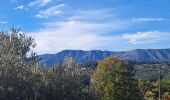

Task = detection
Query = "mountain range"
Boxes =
[39,49,170,66]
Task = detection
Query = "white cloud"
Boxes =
[28,0,52,7]
[68,9,116,21]
[31,10,163,54]
[32,20,118,54]
[0,21,8,24]
[132,18,167,22]
[14,5,24,10]
[35,4,65,18]
[123,31,170,44]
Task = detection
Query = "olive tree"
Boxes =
[0,28,40,100]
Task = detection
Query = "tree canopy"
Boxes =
[92,57,142,100]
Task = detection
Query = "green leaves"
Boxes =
[92,57,142,100]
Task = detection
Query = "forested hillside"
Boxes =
[39,49,170,66]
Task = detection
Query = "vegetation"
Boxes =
[134,63,170,81]
[137,80,170,100]
[0,28,98,100]
[0,28,170,100]
[92,57,142,100]
[164,72,170,83]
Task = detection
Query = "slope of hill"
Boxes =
[39,49,170,66]
[39,50,116,66]
[119,49,170,62]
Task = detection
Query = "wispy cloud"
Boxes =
[123,31,170,44]
[0,21,8,24]
[28,0,52,7]
[35,4,65,18]
[33,20,118,54]
[14,5,24,10]
[31,9,143,54]
[68,9,117,22]
[31,8,170,54]
[132,18,167,22]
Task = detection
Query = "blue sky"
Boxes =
[0,0,170,54]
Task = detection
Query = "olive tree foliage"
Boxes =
[92,57,143,100]
[0,28,38,78]
[0,28,99,100]
[0,28,41,100]
[44,55,99,100]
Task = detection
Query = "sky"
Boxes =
[0,0,170,54]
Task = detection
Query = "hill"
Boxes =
[39,49,170,66]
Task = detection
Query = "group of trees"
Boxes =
[134,63,170,82]
[0,28,99,100]
[0,28,170,100]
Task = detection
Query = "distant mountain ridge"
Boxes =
[39,49,170,66]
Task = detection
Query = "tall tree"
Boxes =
[92,57,143,100]
[0,28,39,100]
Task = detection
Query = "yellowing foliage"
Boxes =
[92,57,142,100]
